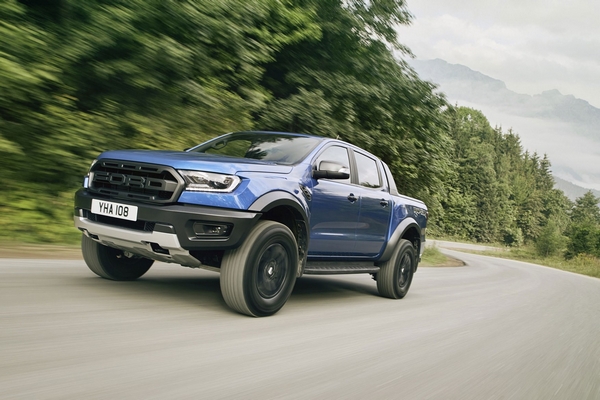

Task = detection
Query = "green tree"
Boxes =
[440,107,511,242]
[570,191,600,225]
[257,0,452,220]
[437,107,570,246]
[0,0,574,247]
[535,219,565,257]
[565,192,600,259]
[565,224,600,259]
[0,0,319,242]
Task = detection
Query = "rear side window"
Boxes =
[382,161,399,195]
[354,151,381,188]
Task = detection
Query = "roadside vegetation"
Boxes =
[1,0,599,274]
[471,246,600,279]
[420,246,456,267]
[421,246,448,266]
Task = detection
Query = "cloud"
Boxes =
[399,0,600,107]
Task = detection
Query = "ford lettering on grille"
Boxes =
[88,160,182,203]
[94,171,168,190]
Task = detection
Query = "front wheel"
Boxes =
[220,220,298,317]
[81,235,153,281]
[376,239,416,299]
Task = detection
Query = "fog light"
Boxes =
[193,222,231,237]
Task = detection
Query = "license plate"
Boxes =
[91,199,138,221]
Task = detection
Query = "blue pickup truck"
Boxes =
[74,131,428,316]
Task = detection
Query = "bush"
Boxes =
[565,223,600,259]
[503,227,523,247]
[569,254,600,278]
[535,220,565,257]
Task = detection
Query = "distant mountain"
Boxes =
[553,176,600,202]
[410,59,600,136]
[409,58,600,191]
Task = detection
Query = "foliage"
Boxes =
[565,223,600,259]
[420,245,448,266]
[563,192,600,259]
[0,0,319,242]
[435,107,571,251]
[0,0,591,260]
[474,246,600,279]
[435,107,574,247]
[535,219,565,257]
[257,0,451,217]
[570,191,600,225]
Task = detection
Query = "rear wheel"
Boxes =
[376,239,415,299]
[220,220,298,317]
[81,235,153,281]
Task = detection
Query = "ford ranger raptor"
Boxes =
[74,131,428,316]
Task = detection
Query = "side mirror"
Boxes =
[313,161,350,180]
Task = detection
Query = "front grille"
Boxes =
[83,210,155,232]
[89,160,183,204]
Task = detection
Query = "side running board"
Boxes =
[304,261,380,275]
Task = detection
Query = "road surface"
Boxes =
[1,250,599,399]
[428,239,506,252]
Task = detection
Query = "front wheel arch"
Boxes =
[220,220,298,317]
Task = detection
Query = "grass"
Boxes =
[469,245,600,279]
[421,246,448,265]
[0,242,82,259]
[426,236,600,278]
[420,245,464,267]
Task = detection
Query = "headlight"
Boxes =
[178,170,241,192]
[83,159,98,188]
[88,159,98,172]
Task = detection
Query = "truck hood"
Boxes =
[98,150,293,175]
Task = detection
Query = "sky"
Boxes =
[396,0,600,108]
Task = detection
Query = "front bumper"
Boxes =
[74,189,261,266]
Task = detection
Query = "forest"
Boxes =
[1,0,599,261]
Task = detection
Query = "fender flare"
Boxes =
[249,191,308,224]
[249,191,310,276]
[378,217,421,264]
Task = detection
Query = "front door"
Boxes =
[308,145,360,257]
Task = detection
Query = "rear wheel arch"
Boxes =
[379,217,421,266]
[376,239,416,299]
[401,226,422,268]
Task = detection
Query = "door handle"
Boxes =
[380,199,389,207]
[347,194,358,203]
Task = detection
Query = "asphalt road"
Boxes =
[1,251,599,399]
[427,239,506,252]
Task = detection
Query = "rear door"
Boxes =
[351,150,392,256]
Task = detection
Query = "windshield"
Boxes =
[190,133,323,165]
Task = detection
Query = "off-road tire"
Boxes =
[376,239,415,299]
[220,220,298,317]
[81,235,153,281]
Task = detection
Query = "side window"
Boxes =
[314,146,351,184]
[354,151,381,188]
